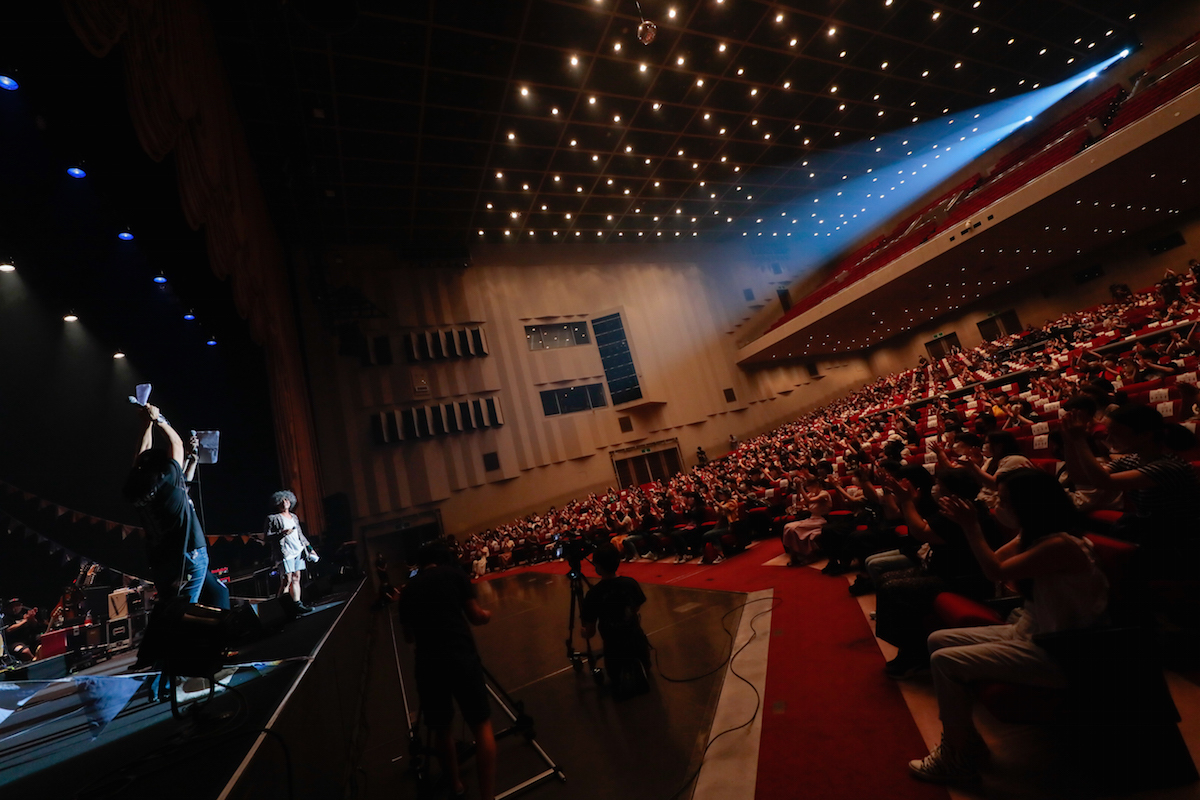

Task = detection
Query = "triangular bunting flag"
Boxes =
[121,526,134,540]
[72,675,150,739]
[70,511,83,523]
[53,506,67,518]
[222,535,234,542]
[38,499,50,510]
[0,682,54,731]
[104,520,117,532]
[206,536,218,546]
[21,491,33,501]
[241,535,251,545]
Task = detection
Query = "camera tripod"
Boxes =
[407,662,566,799]
[564,562,604,683]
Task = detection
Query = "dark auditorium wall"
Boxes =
[295,242,876,536]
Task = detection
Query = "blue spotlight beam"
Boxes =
[750,51,1131,284]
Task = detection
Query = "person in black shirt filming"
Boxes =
[581,543,651,697]
[399,541,496,800]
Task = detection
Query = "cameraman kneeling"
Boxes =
[581,544,651,698]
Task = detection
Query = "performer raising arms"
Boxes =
[123,403,229,611]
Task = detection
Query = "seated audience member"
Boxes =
[702,486,741,562]
[1046,431,1122,513]
[908,469,1108,784]
[944,431,1033,522]
[781,470,832,566]
[1061,403,1200,578]
[2,598,45,663]
[669,491,708,562]
[581,543,651,697]
[874,467,1000,679]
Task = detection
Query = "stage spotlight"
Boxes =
[205,336,218,346]
[113,350,125,359]
[153,272,167,284]
[118,229,135,241]
[67,166,87,178]
[0,75,17,91]
[64,312,78,322]
[0,260,14,273]
[183,310,196,321]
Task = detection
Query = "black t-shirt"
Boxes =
[5,615,45,648]
[399,565,479,660]
[581,576,646,637]
[138,459,206,564]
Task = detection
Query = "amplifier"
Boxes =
[107,588,144,619]
[107,617,131,648]
[37,625,87,659]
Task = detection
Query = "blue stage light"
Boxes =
[0,75,17,91]
[206,337,218,346]
[183,311,196,321]
[67,166,86,178]
[153,274,167,284]
[118,231,134,241]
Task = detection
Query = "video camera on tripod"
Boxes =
[556,533,594,580]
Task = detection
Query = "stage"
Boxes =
[0,594,353,799]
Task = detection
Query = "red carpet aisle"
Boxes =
[483,542,944,800]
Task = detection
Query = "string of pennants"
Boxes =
[0,478,266,582]
[0,477,142,541]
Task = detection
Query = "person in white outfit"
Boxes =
[265,490,316,614]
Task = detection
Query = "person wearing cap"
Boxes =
[2,598,44,662]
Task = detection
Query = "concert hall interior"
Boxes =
[3,1,1200,798]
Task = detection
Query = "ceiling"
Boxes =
[210,0,1157,252]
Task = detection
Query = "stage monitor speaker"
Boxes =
[250,598,289,633]
[84,587,112,622]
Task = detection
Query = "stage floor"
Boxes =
[0,597,348,798]
[372,570,749,800]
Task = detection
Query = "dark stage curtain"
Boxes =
[62,0,325,533]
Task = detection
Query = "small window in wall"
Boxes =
[540,383,607,416]
[526,322,591,351]
[924,332,962,360]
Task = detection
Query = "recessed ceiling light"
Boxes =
[520,87,528,96]
[828,26,836,36]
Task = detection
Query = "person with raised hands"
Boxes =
[908,469,1108,784]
